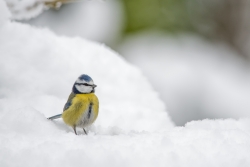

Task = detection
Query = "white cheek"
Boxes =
[75,85,92,93]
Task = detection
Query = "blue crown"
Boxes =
[78,74,93,82]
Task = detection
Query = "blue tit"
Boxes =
[48,74,99,135]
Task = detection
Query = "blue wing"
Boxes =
[63,92,75,112]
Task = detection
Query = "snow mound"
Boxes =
[0,117,249,167]
[0,10,175,165]
[118,31,250,125]
[0,7,173,134]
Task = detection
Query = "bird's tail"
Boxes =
[47,114,62,120]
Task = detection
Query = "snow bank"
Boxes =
[0,113,249,166]
[118,31,250,125]
[0,1,173,133]
[0,5,175,165]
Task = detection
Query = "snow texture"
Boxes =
[0,3,250,166]
[0,108,250,167]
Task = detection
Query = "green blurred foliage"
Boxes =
[123,0,194,33]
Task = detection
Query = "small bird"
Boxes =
[48,74,99,135]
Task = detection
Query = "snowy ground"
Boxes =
[1,1,250,166]
[1,109,250,167]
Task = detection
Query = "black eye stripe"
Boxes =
[75,83,91,86]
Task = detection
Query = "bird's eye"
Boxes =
[76,83,90,86]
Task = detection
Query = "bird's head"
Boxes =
[72,74,97,94]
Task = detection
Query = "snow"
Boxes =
[118,31,250,125]
[4,0,45,20]
[0,21,173,132]
[1,108,250,166]
[1,2,250,166]
[0,0,10,26]
[23,0,124,45]
[0,0,173,132]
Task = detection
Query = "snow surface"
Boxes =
[118,31,250,125]
[1,108,250,167]
[1,2,250,166]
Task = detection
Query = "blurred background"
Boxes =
[5,0,250,126]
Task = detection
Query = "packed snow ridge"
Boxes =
[0,1,249,166]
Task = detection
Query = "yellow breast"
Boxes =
[62,93,99,127]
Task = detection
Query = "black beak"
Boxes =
[92,84,97,88]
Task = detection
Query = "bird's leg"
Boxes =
[73,125,77,135]
[83,128,87,135]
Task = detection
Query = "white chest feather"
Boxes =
[76,104,96,128]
